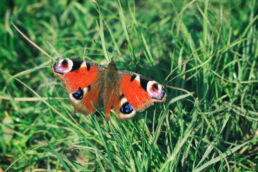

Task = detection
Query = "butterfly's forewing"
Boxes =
[52,58,105,115]
[113,71,166,121]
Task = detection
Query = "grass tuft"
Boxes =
[0,0,257,171]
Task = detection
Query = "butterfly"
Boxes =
[52,58,166,121]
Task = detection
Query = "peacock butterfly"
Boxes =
[52,59,166,121]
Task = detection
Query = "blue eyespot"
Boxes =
[72,87,83,100]
[159,90,165,100]
[151,89,166,100]
[54,63,64,74]
[120,103,134,114]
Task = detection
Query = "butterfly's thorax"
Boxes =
[105,69,118,85]
[104,61,120,87]
[103,61,122,116]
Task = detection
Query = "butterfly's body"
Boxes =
[52,59,166,121]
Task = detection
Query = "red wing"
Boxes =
[52,58,104,93]
[119,72,166,112]
[52,58,104,115]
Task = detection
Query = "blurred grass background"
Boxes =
[0,0,257,171]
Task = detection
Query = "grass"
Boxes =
[0,0,257,171]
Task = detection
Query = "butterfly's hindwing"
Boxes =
[52,58,105,115]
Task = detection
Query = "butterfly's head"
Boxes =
[107,60,117,71]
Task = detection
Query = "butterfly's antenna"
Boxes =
[11,22,51,59]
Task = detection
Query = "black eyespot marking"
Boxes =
[130,74,136,82]
[120,102,134,114]
[88,85,91,92]
[140,78,148,91]
[152,83,158,91]
[86,62,91,71]
[61,59,68,66]
[72,87,83,100]
[71,59,83,72]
